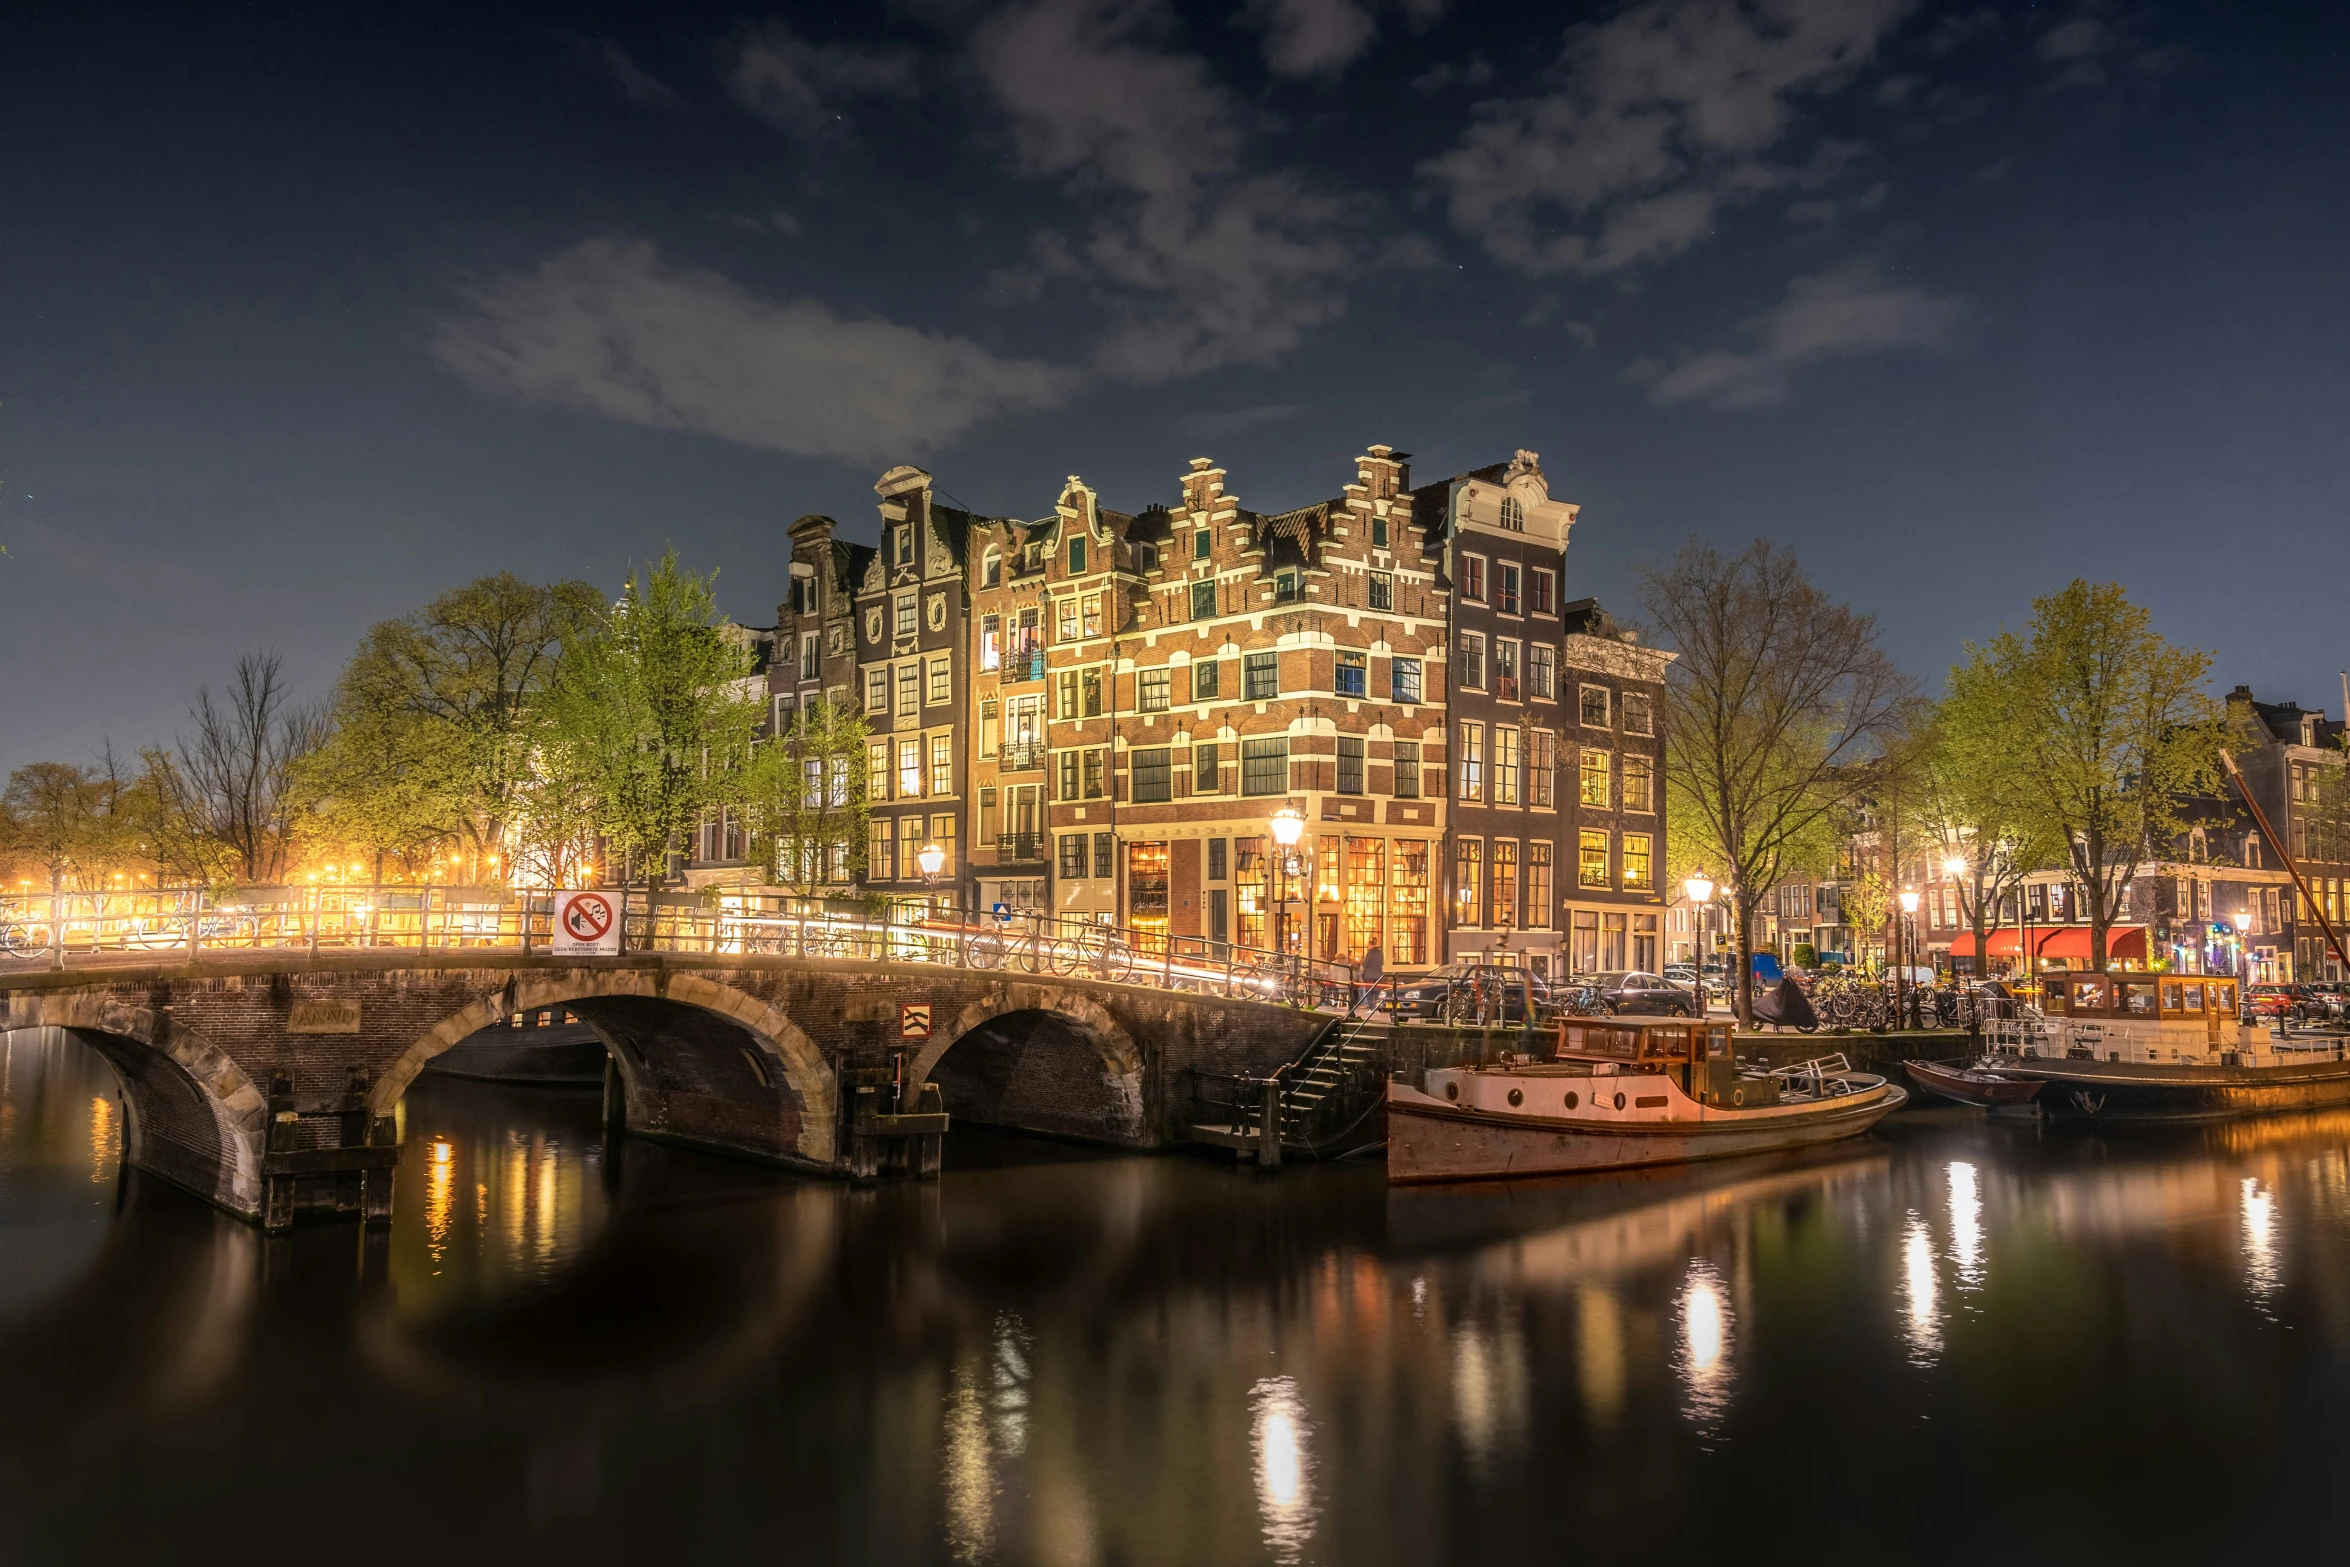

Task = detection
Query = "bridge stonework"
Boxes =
[0,953,1324,1224]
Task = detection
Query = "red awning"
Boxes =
[1948,926,2147,962]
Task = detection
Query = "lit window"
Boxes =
[980,615,1000,671]
[1622,833,1653,888]
[1335,651,1366,698]
[1493,726,1519,805]
[1580,748,1610,809]
[1527,843,1553,926]
[930,734,952,796]
[898,738,923,798]
[1459,722,1484,801]
[1579,829,1610,888]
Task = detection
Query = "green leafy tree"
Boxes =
[299,572,599,883]
[1952,580,2225,975]
[743,696,870,901]
[1915,705,2063,979]
[542,552,765,890]
[1642,540,1917,1025]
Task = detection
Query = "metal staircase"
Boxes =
[1190,1006,1393,1164]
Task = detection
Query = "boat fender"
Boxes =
[1507,1088,1523,1107]
[1564,1091,1579,1109]
[1613,1092,1626,1110]
[1444,1082,1459,1102]
[1731,1088,1744,1107]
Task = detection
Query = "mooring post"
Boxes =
[1258,1078,1282,1169]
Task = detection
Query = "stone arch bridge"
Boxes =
[0,953,1326,1227]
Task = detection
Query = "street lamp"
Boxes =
[1683,872,1716,1009]
[1898,887,1922,1030]
[2233,907,2254,996]
[1270,808,1305,961]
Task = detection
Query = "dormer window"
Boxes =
[1135,543,1159,573]
[895,524,913,564]
[1275,570,1300,603]
[983,547,1001,588]
[1499,496,1525,531]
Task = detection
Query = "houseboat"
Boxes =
[1984,971,2350,1122]
[1385,1017,1905,1183]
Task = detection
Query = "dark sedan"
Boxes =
[1568,971,1701,1017]
[1391,964,1551,1022]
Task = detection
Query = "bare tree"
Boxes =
[145,651,326,884]
[1642,540,1917,1026]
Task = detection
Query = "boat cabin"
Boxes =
[2040,973,2240,1041]
[1555,1018,1745,1105]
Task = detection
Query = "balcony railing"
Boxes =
[994,834,1045,865]
[999,740,1047,771]
[1003,646,1046,683]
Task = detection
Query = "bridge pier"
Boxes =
[259,1069,399,1231]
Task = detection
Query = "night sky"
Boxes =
[4,1,2346,774]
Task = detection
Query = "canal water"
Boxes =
[5,1027,2350,1565]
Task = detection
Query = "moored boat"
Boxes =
[1904,1057,2044,1109]
[1386,1017,1906,1184]
[1982,970,2350,1123]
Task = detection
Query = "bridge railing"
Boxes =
[0,886,1384,1010]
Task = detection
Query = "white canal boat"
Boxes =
[1386,1018,1906,1184]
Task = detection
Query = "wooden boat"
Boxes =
[1385,1017,1906,1184]
[1982,971,2350,1123]
[1904,1058,2044,1109]
[426,1007,606,1086]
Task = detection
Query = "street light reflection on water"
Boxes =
[16,1045,2350,1561]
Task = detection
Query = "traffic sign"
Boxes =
[899,1002,933,1040]
[551,891,622,956]
[992,902,1011,923]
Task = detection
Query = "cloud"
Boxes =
[1420,0,1915,276]
[725,22,918,131]
[433,239,1079,464]
[571,36,681,106]
[2033,6,2180,91]
[1245,0,1377,77]
[1241,0,1446,78]
[1637,261,1970,407]
[972,0,1361,378]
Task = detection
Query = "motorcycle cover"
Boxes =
[1751,976,1818,1031]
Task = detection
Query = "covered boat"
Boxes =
[1983,971,2350,1122]
[1904,1057,2044,1109]
[1385,1017,1905,1184]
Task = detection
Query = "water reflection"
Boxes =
[1948,1159,1985,1288]
[1676,1260,1732,1430]
[1901,1212,1941,1364]
[15,1051,2350,1561]
[2242,1176,2280,1306]
[1250,1375,1316,1564]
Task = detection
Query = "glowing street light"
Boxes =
[1682,870,1715,906]
[1269,808,1304,849]
[1268,808,1305,961]
[1943,855,1967,879]
[917,841,945,879]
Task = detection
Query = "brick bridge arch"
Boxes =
[911,983,1148,1145]
[0,992,269,1215]
[377,969,838,1166]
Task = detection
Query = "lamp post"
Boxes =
[1269,808,1304,968]
[2233,907,2254,1020]
[1898,888,1922,1030]
[1684,871,1715,1012]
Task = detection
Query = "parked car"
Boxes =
[1571,971,1701,1017]
[1391,964,1552,1022]
[2249,983,2329,1024]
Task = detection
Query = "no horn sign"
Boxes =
[552,891,621,956]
